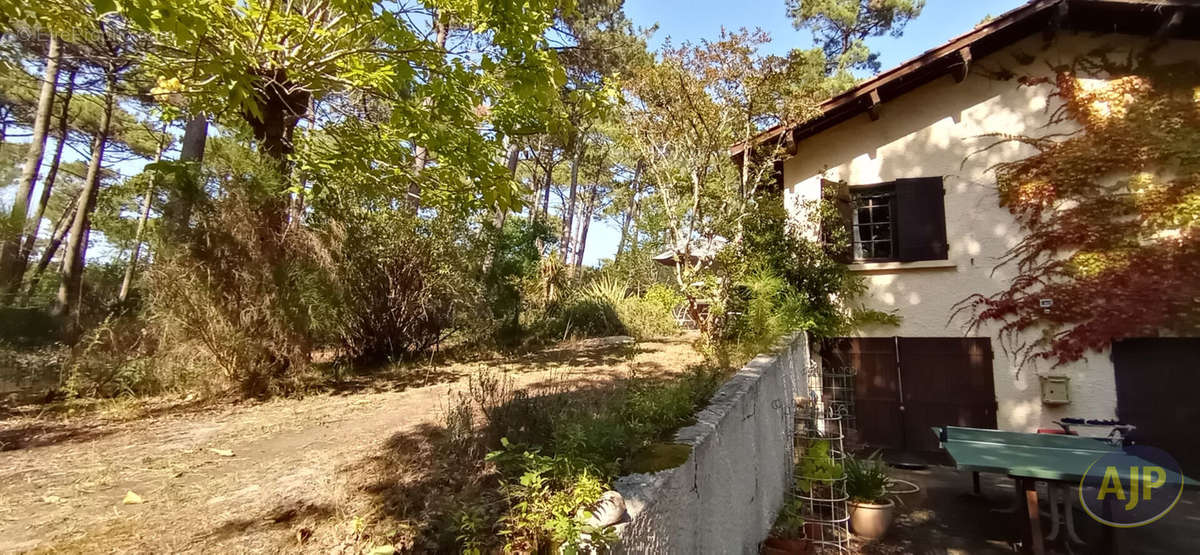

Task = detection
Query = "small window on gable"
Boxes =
[843,177,948,263]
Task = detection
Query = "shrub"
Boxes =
[619,284,682,339]
[64,313,158,397]
[0,307,61,346]
[724,267,815,357]
[623,365,724,448]
[146,192,320,397]
[530,278,681,342]
[322,211,492,362]
[484,217,557,346]
[444,362,728,552]
[486,440,612,552]
[725,193,898,343]
[0,341,68,402]
[592,245,677,296]
[845,450,891,504]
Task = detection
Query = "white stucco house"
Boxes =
[740,0,1200,465]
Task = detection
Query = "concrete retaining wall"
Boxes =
[613,333,807,554]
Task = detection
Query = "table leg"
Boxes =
[1022,478,1045,555]
[1047,485,1061,542]
[1102,496,1120,554]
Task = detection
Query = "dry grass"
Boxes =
[0,334,701,553]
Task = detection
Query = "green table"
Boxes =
[933,426,1197,555]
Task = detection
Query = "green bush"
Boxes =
[592,245,677,296]
[723,267,815,358]
[64,313,158,397]
[485,440,613,552]
[444,362,729,552]
[485,217,558,347]
[0,307,61,346]
[724,193,898,343]
[322,211,492,362]
[619,283,682,339]
[771,495,806,539]
[145,184,325,397]
[529,278,680,342]
[845,450,891,503]
[623,365,723,448]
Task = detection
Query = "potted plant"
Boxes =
[794,438,843,496]
[845,451,894,540]
[764,496,811,554]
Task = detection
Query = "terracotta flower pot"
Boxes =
[763,536,812,554]
[848,498,895,540]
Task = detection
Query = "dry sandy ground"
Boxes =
[0,335,701,553]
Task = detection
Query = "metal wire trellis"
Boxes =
[793,399,851,554]
[821,365,857,432]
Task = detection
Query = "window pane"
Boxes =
[857,206,872,225]
[851,189,895,260]
[874,202,890,222]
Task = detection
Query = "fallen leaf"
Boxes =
[122,491,144,504]
[42,495,64,504]
[208,448,235,457]
[368,546,395,555]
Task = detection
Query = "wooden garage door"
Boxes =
[820,338,904,450]
[898,338,998,454]
[821,337,997,455]
[1113,338,1200,474]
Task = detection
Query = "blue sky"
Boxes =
[580,0,1028,266]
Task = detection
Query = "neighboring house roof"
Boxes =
[730,0,1200,159]
[653,236,728,268]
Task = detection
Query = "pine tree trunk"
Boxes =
[161,113,209,242]
[542,165,549,217]
[10,69,76,303]
[118,130,166,304]
[0,35,62,303]
[180,114,209,161]
[533,156,555,254]
[23,194,76,305]
[615,160,643,257]
[616,205,631,258]
[526,146,544,220]
[117,182,154,304]
[408,12,449,213]
[539,156,555,221]
[573,183,598,270]
[494,139,520,230]
[54,75,114,337]
[560,141,583,264]
[0,105,11,143]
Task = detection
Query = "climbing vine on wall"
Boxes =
[957,49,1200,368]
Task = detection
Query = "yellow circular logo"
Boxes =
[1078,445,1184,528]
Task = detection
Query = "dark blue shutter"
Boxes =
[895,177,948,262]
